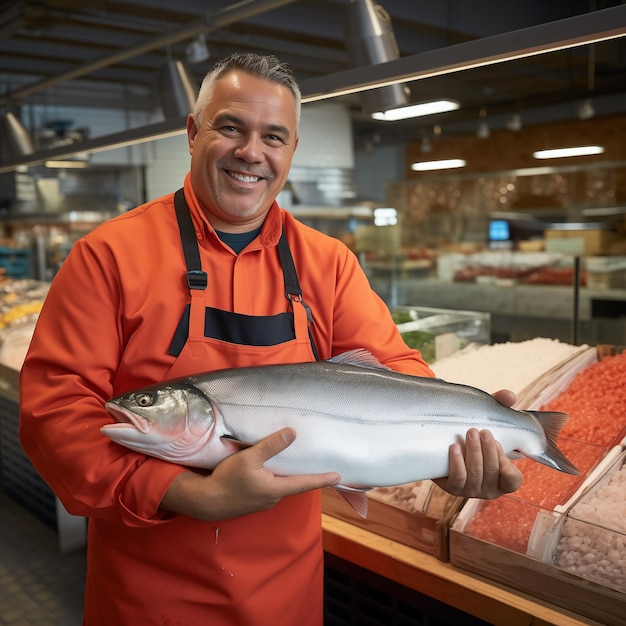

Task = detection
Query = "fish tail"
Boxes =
[522,410,580,475]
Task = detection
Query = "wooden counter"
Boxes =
[322,514,605,626]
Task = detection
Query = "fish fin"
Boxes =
[522,410,580,475]
[220,435,254,452]
[333,485,370,518]
[328,349,391,371]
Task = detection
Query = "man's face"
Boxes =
[187,70,299,232]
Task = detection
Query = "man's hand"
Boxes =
[433,389,524,499]
[160,428,341,521]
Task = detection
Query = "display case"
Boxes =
[532,447,626,594]
[449,349,626,625]
[391,305,490,363]
[450,445,626,626]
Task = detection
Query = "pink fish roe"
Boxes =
[541,352,626,446]
[462,352,626,554]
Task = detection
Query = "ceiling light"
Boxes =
[578,98,595,120]
[345,0,409,116]
[506,113,522,131]
[0,112,34,161]
[158,60,198,119]
[476,120,490,139]
[186,34,210,64]
[411,158,466,171]
[44,160,89,168]
[302,7,626,104]
[533,146,605,159]
[371,99,459,121]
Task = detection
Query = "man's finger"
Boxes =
[250,428,296,464]
[492,389,516,407]
[276,472,342,495]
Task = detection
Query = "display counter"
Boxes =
[371,277,626,345]
[0,362,86,553]
[322,514,605,626]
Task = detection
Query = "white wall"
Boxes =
[143,133,190,201]
[293,102,354,169]
[354,143,406,203]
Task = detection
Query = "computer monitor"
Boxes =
[488,219,511,242]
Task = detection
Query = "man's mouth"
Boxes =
[227,170,262,183]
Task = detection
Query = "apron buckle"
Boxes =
[187,269,208,290]
[287,293,315,326]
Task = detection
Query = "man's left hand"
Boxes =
[433,389,523,499]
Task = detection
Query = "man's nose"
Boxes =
[234,133,264,162]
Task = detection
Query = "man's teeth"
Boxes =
[229,171,260,183]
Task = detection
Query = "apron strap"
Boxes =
[278,228,320,361]
[174,188,208,290]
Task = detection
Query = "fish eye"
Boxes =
[135,393,154,407]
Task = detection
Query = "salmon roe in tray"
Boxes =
[463,497,540,554]
[540,352,626,446]
[462,352,626,554]
[464,439,605,553]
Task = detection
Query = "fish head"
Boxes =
[102,382,222,466]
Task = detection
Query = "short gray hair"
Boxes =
[193,52,301,129]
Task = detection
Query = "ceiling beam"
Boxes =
[299,5,626,102]
[0,0,299,106]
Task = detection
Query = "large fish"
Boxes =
[102,349,579,517]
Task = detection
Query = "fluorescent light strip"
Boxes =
[300,7,626,104]
[372,99,459,121]
[533,146,605,159]
[411,159,467,171]
[45,160,89,168]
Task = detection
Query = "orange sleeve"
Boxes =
[19,235,186,527]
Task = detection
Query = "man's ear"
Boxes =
[186,114,198,152]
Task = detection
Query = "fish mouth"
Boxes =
[104,402,151,434]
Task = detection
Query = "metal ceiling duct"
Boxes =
[0,112,34,162]
[158,60,198,119]
[345,0,410,116]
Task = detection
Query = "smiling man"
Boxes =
[20,53,522,625]
[188,69,298,230]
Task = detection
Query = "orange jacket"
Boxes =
[20,173,433,624]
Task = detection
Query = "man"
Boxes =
[20,53,521,625]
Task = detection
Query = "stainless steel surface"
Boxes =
[158,59,198,119]
[0,112,34,161]
[345,0,409,115]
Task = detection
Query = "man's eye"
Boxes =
[266,134,285,144]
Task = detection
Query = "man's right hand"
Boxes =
[160,428,341,521]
